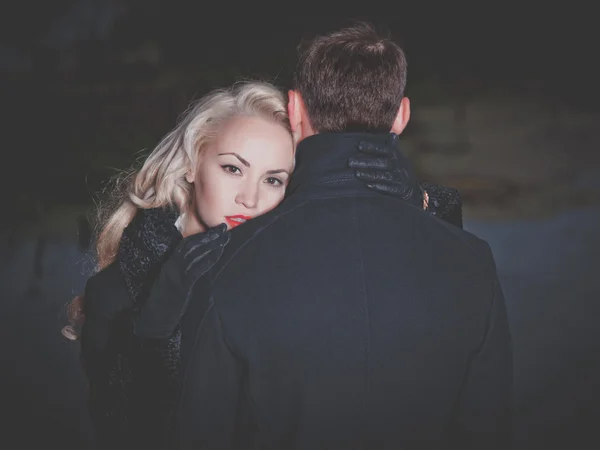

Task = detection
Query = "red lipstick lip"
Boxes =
[225,215,252,229]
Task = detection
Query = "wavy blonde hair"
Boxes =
[62,80,291,340]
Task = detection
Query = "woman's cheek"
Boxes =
[262,188,285,214]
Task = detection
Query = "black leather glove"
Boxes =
[133,223,231,340]
[348,133,422,207]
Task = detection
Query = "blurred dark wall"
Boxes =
[1,4,597,215]
[1,3,598,272]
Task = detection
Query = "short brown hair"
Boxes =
[293,22,407,133]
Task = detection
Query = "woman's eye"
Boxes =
[222,165,241,175]
[265,177,283,186]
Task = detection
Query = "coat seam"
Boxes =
[351,200,371,406]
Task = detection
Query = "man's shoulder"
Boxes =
[353,192,495,263]
[222,195,492,263]
[195,194,498,293]
[432,213,496,278]
[219,196,494,275]
[191,199,308,288]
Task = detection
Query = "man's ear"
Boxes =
[287,90,302,139]
[391,97,411,135]
[288,90,316,142]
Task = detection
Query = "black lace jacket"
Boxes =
[80,183,462,450]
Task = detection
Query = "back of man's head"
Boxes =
[293,22,407,134]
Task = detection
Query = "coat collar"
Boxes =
[286,132,421,207]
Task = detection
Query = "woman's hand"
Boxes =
[347,134,463,228]
[132,223,231,340]
[348,133,423,207]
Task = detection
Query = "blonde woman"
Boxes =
[66,80,297,448]
[67,80,462,449]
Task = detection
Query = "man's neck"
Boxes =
[293,122,316,146]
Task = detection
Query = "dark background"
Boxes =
[1,1,599,449]
[1,2,597,213]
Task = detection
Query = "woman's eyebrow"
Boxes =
[266,169,290,175]
[218,152,250,167]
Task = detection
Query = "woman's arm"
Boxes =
[421,182,463,228]
[78,208,229,449]
[79,207,182,448]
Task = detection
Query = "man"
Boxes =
[146,22,512,449]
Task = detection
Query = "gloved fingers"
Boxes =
[389,184,417,200]
[356,140,391,156]
[183,228,230,259]
[363,182,397,195]
[179,223,228,256]
[184,244,226,276]
[209,222,228,234]
[366,182,416,199]
[205,223,229,241]
[355,169,397,183]
[348,155,392,170]
[357,133,399,155]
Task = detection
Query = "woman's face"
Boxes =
[185,115,295,235]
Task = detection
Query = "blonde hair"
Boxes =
[62,80,291,339]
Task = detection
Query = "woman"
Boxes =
[66,80,296,449]
[65,80,462,449]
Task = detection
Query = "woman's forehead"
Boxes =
[211,116,294,166]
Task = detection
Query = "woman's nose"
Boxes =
[235,183,259,209]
